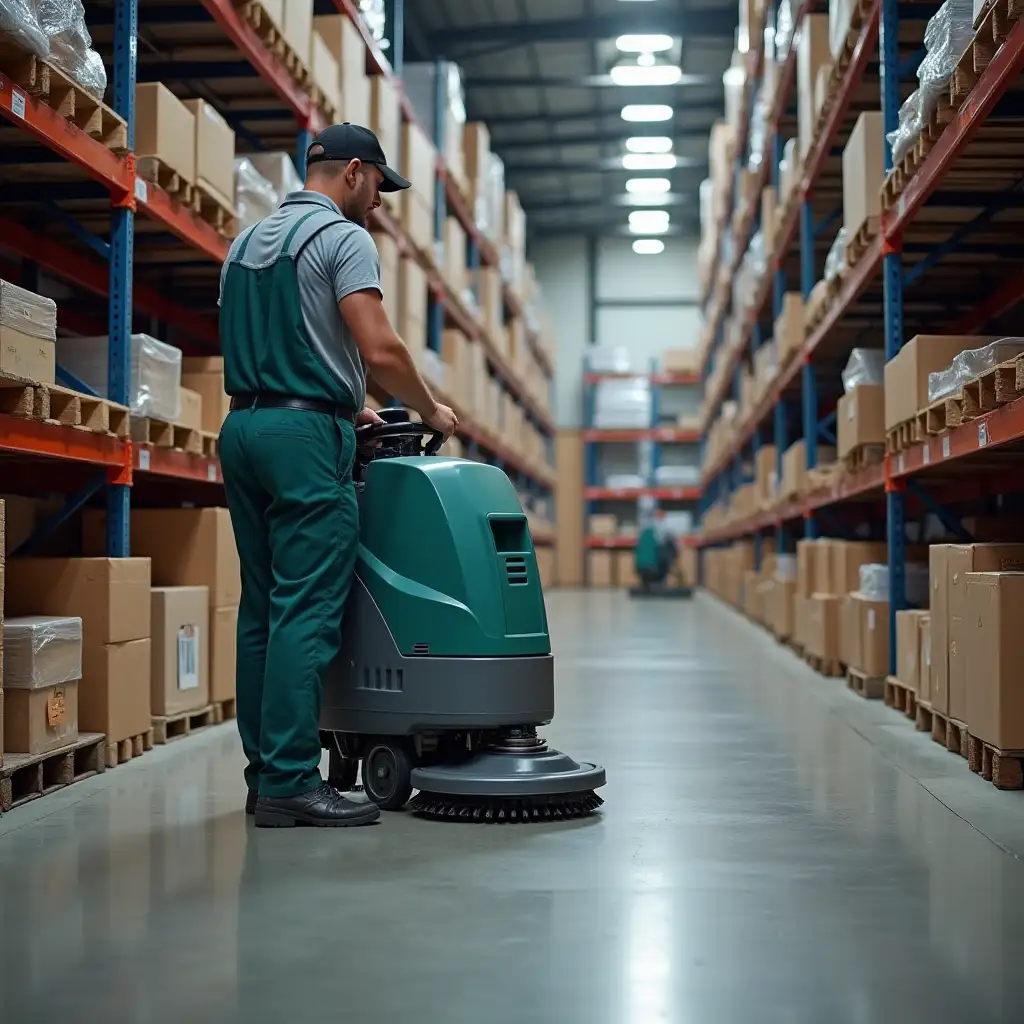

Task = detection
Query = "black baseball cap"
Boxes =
[306,123,411,192]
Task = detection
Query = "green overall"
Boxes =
[218,206,360,799]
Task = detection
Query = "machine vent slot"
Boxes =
[505,555,528,586]
[358,666,405,691]
[412,643,430,655]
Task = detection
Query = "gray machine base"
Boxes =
[412,749,605,797]
[320,576,555,737]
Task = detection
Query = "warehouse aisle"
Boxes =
[2,591,1024,1023]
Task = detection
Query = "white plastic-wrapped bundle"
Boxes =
[593,378,652,429]
[917,0,975,126]
[357,0,386,41]
[0,0,48,55]
[0,277,57,341]
[824,227,848,283]
[887,90,922,166]
[859,563,889,600]
[56,333,182,421]
[748,86,768,170]
[841,348,885,392]
[775,0,796,58]
[927,337,1024,401]
[35,0,107,100]
[234,157,279,229]
[776,554,797,582]
[3,616,83,688]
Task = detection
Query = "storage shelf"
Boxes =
[586,487,701,501]
[582,428,701,443]
[0,414,127,468]
[585,535,638,549]
[583,371,700,385]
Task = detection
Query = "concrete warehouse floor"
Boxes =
[2,591,1024,1022]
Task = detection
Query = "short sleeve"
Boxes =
[314,224,382,304]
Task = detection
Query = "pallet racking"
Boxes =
[0,0,555,558]
[696,0,1024,670]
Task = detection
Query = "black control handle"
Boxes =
[355,420,445,455]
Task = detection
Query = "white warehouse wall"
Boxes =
[531,235,703,429]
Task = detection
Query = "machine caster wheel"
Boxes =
[362,742,414,810]
[328,745,359,792]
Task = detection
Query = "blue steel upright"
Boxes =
[384,0,404,78]
[107,0,137,558]
[881,0,906,672]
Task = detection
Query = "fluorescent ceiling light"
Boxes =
[625,177,671,193]
[623,191,674,206]
[633,239,666,254]
[637,52,656,67]
[623,153,677,170]
[621,104,673,122]
[628,210,670,234]
[615,34,674,53]
[625,136,673,153]
[610,63,683,87]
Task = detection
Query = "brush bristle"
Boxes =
[408,791,604,823]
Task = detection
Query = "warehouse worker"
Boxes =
[218,124,458,828]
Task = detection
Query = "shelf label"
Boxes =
[139,447,150,470]
[134,177,148,204]
[942,435,951,459]
[207,463,217,482]
[897,453,906,474]
[978,422,989,448]
[923,443,931,465]
[11,88,25,119]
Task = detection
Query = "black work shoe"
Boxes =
[246,790,257,816]
[254,783,381,828]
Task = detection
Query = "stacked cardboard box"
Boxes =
[372,232,401,327]
[152,587,210,716]
[837,383,884,462]
[0,500,4,765]
[181,356,231,434]
[184,98,236,209]
[399,258,429,357]
[370,74,401,209]
[314,12,371,127]
[895,609,930,694]
[842,111,884,263]
[401,120,438,257]
[5,558,153,753]
[0,279,57,384]
[797,14,831,159]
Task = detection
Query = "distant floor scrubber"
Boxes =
[629,515,693,599]
[320,410,605,823]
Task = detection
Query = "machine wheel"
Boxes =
[362,742,414,810]
[328,744,359,792]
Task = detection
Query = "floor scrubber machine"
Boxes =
[319,410,606,823]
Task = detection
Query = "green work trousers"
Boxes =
[219,405,359,799]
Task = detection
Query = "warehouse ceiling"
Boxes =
[404,0,737,238]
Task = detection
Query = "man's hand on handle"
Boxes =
[356,408,386,428]
[425,402,459,441]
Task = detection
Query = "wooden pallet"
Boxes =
[236,0,311,85]
[193,178,239,238]
[884,676,918,720]
[843,443,885,472]
[914,697,934,733]
[152,705,216,745]
[923,707,970,757]
[0,371,130,435]
[885,415,924,454]
[104,729,155,769]
[845,215,879,268]
[966,734,1024,790]
[0,40,127,150]
[211,698,237,726]
[131,416,203,454]
[136,155,195,206]
[0,733,105,813]
[828,0,873,80]
[806,651,844,678]
[919,357,1024,436]
[846,666,885,699]
[200,430,219,457]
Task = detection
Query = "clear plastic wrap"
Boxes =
[824,228,848,283]
[748,86,768,171]
[0,0,49,56]
[841,348,886,392]
[604,473,647,490]
[887,90,922,166]
[723,62,747,131]
[56,333,182,420]
[654,465,701,487]
[356,0,386,41]
[928,337,1024,402]
[917,0,975,127]
[35,0,107,100]
[699,178,714,236]
[234,157,279,229]
[859,563,889,600]
[775,0,796,58]
[3,615,83,688]
[593,378,652,429]
[246,152,302,199]
[776,554,797,581]
[0,277,57,341]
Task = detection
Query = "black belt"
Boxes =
[230,394,355,421]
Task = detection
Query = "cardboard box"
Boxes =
[855,595,890,676]
[832,540,888,595]
[840,593,859,668]
[947,543,1024,722]
[964,572,1024,749]
[403,191,435,257]
[181,358,230,434]
[151,587,210,717]
[443,217,467,294]
[310,28,341,113]
[183,99,236,204]
[0,689,4,769]
[79,638,151,744]
[3,682,77,755]
[5,558,151,645]
[919,613,932,703]
[842,111,884,246]
[813,539,836,595]
[0,325,55,384]
[134,83,196,185]
[884,335,999,429]
[398,258,428,351]
[775,293,805,366]
[178,386,203,430]
[313,13,371,127]
[556,432,584,586]
[805,594,840,660]
[588,550,614,588]
[463,122,491,216]
[210,605,238,704]
[772,579,797,639]
[372,231,400,325]
[402,119,437,202]
[794,594,809,650]
[797,14,831,158]
[617,551,638,589]
[796,538,824,597]
[282,0,313,66]
[896,609,927,691]
[930,545,951,712]
[370,74,402,183]
[661,349,699,375]
[3,616,82,688]
[84,509,239,608]
[837,384,884,459]
[588,514,618,537]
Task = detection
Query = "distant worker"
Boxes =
[217,124,458,828]
[631,509,691,599]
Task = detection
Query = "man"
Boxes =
[218,124,458,828]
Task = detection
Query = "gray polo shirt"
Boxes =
[219,190,380,410]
